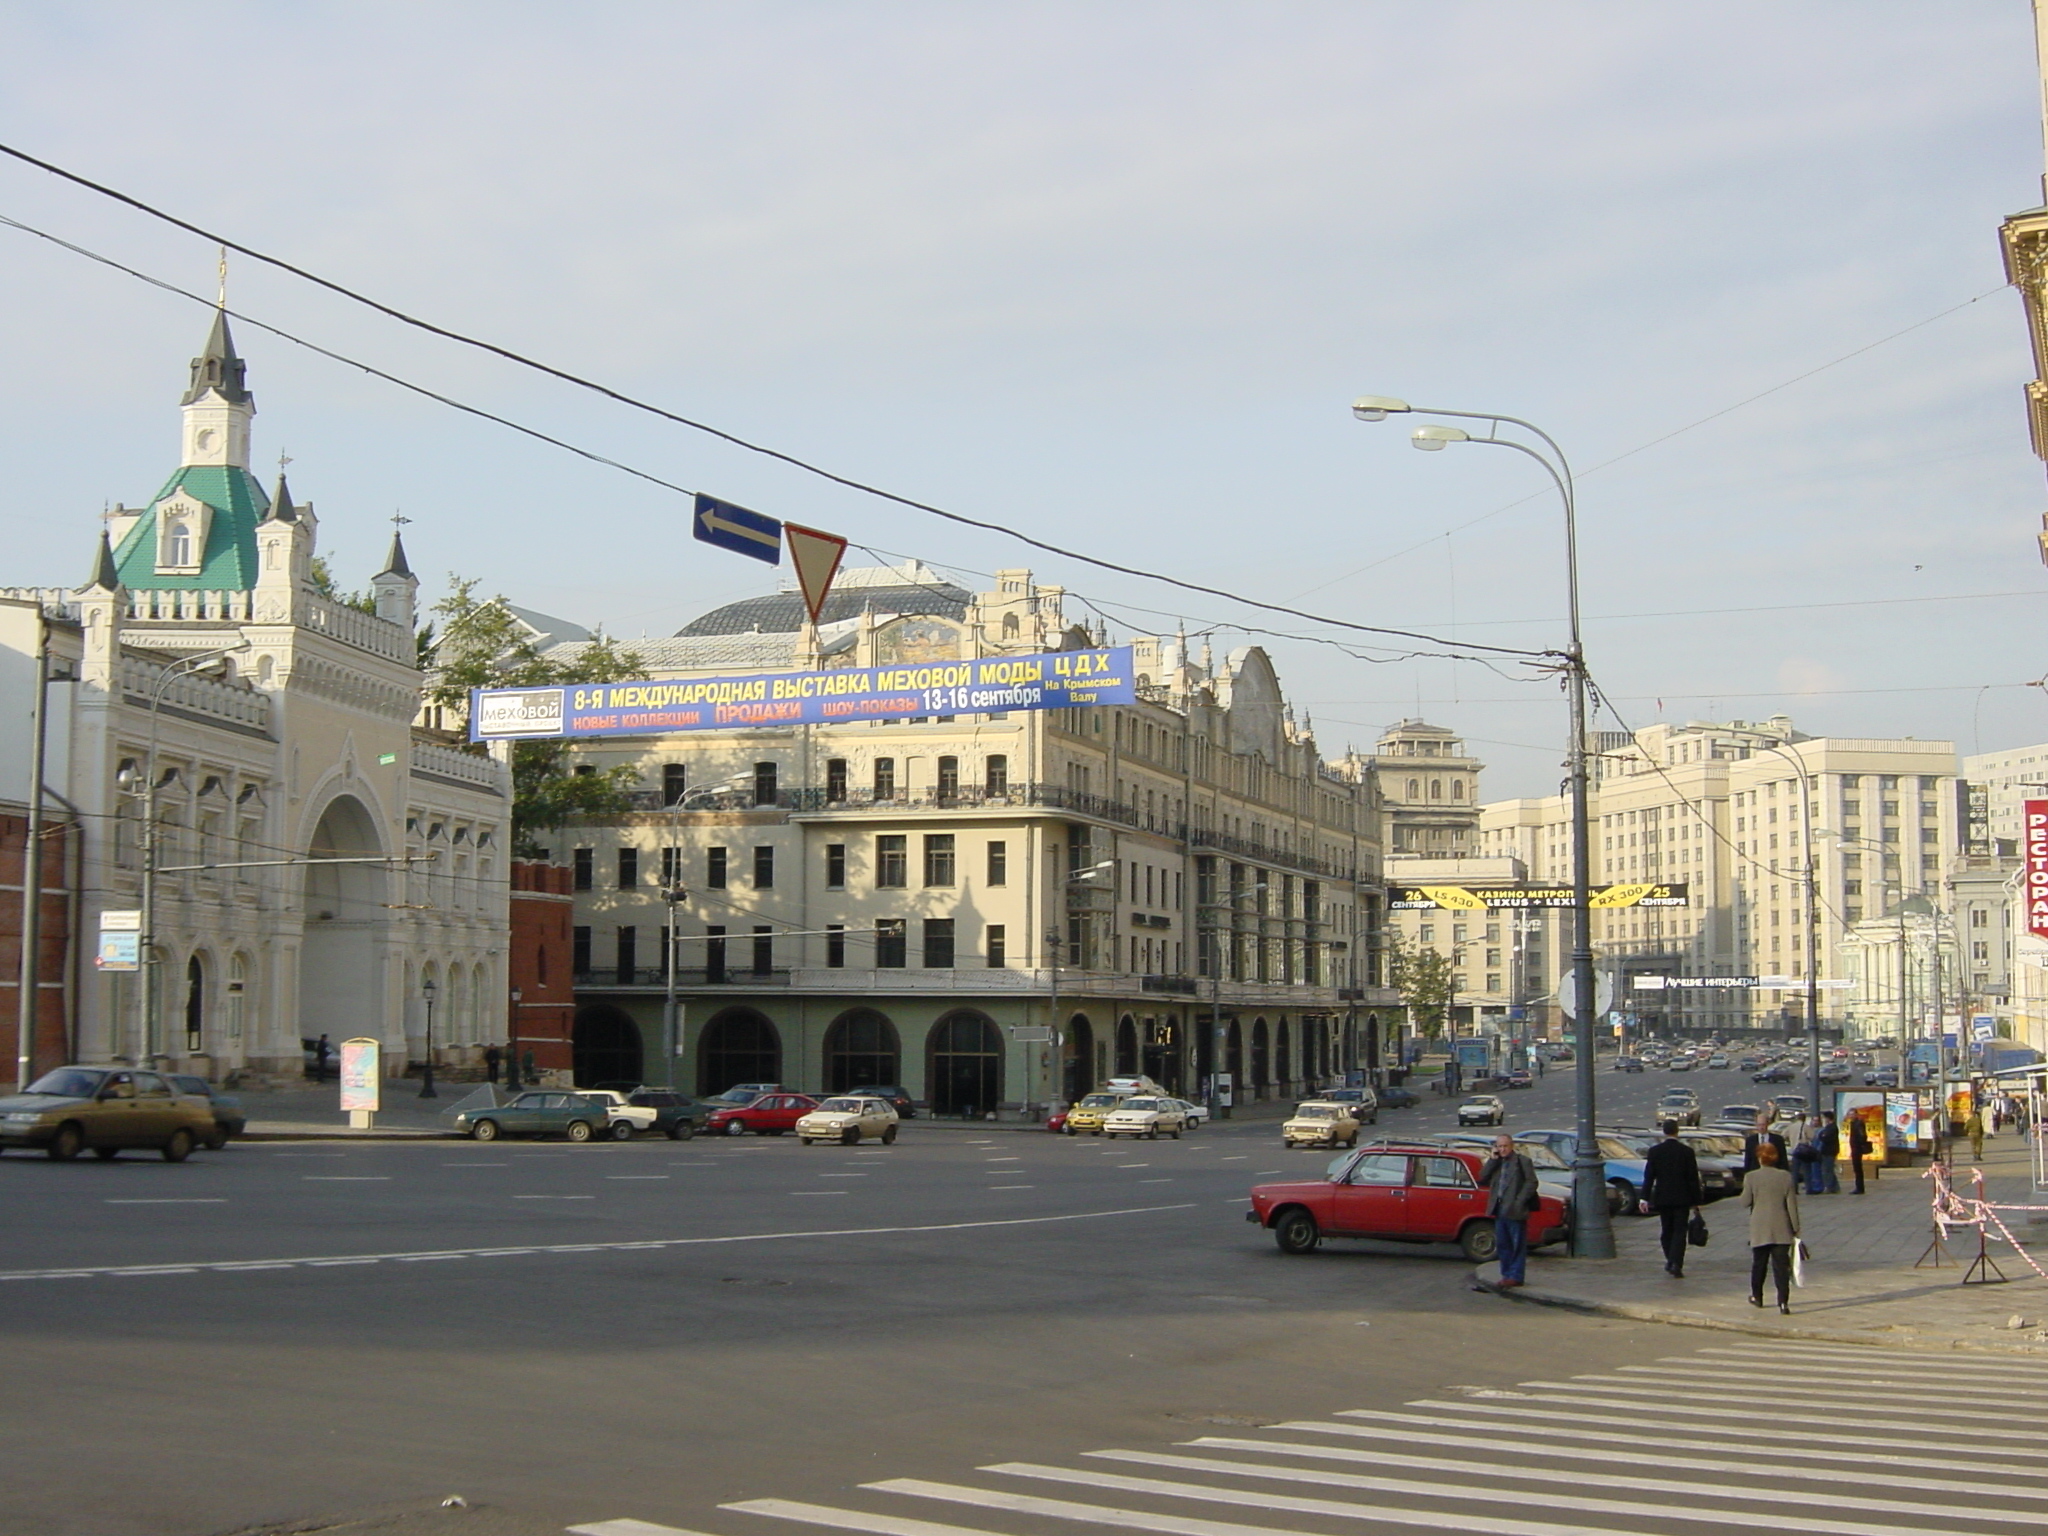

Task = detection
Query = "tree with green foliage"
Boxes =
[427,577,648,856]
[1387,932,1455,1040]
[308,556,378,615]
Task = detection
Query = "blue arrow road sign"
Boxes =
[693,493,782,564]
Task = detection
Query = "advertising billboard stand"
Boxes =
[339,1038,381,1130]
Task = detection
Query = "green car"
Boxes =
[453,1091,612,1143]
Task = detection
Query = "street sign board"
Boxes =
[692,493,782,564]
[339,1038,381,1113]
[2027,799,2048,939]
[94,931,138,971]
[1973,1014,1998,1043]
[784,522,847,625]
[99,909,141,931]
[1391,882,1688,910]
[1556,970,1613,1019]
[471,646,1137,740]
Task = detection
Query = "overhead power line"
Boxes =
[0,142,1550,665]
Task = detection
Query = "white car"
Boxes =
[573,1088,658,1139]
[1102,1096,1187,1140]
[1456,1094,1508,1127]
[1165,1097,1208,1130]
[796,1095,900,1146]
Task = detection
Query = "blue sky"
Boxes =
[0,2,2041,795]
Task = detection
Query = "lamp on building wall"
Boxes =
[419,975,438,1099]
[1352,395,1612,1259]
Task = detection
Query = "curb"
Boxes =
[1472,1264,2048,1357]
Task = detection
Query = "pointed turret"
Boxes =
[80,530,121,593]
[265,473,299,524]
[377,529,412,578]
[182,310,251,405]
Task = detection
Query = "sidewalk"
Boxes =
[1481,1132,2048,1354]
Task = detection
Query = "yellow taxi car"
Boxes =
[796,1095,900,1146]
[1061,1089,1136,1136]
[1282,1100,1362,1150]
[1102,1095,1188,1140]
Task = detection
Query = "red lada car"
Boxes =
[704,1092,819,1137]
[1246,1139,1570,1263]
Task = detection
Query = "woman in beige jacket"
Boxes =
[1740,1140,1801,1313]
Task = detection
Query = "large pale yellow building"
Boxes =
[544,563,1396,1111]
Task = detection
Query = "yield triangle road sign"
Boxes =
[784,522,848,625]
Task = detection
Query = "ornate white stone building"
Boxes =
[0,315,510,1081]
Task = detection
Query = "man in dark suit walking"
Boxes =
[1641,1119,1704,1277]
[1743,1112,1789,1174]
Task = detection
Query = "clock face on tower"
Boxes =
[195,428,218,454]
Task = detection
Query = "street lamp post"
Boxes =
[1045,860,1114,1116]
[1727,732,1824,1114]
[659,774,752,1088]
[506,987,522,1094]
[1352,396,1613,1257]
[115,644,249,1067]
[419,975,439,1099]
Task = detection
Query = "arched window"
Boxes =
[697,1008,779,1095]
[1406,779,1419,799]
[1001,612,1020,638]
[162,521,193,567]
[1451,780,1465,800]
[824,1008,900,1092]
[183,954,206,1054]
[1429,779,1442,800]
[1251,1019,1270,1091]
[1115,1015,1138,1075]
[927,1012,1002,1116]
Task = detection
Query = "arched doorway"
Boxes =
[182,954,206,1055]
[1142,1017,1177,1092]
[928,1011,1002,1117]
[1062,1014,1095,1101]
[1114,1015,1138,1076]
[574,1004,643,1086]
[1276,1019,1293,1094]
[825,1008,899,1091]
[301,796,386,1059]
[1251,1019,1270,1097]
[1226,1020,1243,1086]
[698,1007,780,1094]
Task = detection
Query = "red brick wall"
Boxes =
[0,811,73,1082]
[508,860,574,1073]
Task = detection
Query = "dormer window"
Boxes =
[154,495,209,574]
[163,522,193,566]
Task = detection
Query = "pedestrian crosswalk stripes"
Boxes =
[1615,1361,2048,1395]
[1704,1340,2048,1371]
[569,1341,2048,1536]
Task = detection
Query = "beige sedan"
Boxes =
[1102,1096,1188,1140]
[1283,1101,1361,1149]
[797,1095,900,1146]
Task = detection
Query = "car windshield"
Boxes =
[1296,1106,1338,1119]
[1597,1137,1645,1160]
[1120,1099,1160,1111]
[1515,1142,1568,1169]
[1078,1094,1121,1108]
[710,1088,764,1105]
[816,1098,864,1112]
[1461,1098,1495,1108]
[25,1067,103,1097]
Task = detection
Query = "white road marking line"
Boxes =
[607,1175,670,1180]
[1139,1179,1172,1184]
[1223,1197,1251,1203]
[1042,1454,1962,1536]
[726,1497,999,1536]
[1114,1444,2026,1526]
[304,1259,379,1268]
[1706,1341,2048,1373]
[1221,1156,1247,1160]
[1535,1376,2042,1427]
[303,1176,390,1181]
[879,1473,1650,1536]
[1386,1402,2043,1457]
[568,1518,719,1536]
[396,1254,467,1262]
[441,1162,509,1166]
[990,1186,1034,1190]
[790,1191,848,1196]
[1254,1169,1283,1174]
[0,1202,1197,1282]
[1465,1391,2048,1445]
[105,1198,226,1204]
[1213,1429,2043,1502]
[817,1173,869,1179]
[211,1263,294,1272]
[1623,1360,2048,1395]
[513,1194,596,1200]
[985,1157,1020,1162]
[1113,1164,1150,1168]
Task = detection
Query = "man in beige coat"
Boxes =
[1740,1140,1801,1313]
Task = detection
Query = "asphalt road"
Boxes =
[0,1084,1723,1536]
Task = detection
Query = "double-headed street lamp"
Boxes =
[1352,396,1614,1258]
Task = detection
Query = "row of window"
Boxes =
[574,837,1012,893]
[577,919,1002,973]
[649,757,1015,807]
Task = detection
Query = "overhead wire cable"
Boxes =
[0,146,1551,664]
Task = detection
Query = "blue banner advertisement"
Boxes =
[470,645,1138,740]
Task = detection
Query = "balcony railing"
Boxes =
[575,967,793,988]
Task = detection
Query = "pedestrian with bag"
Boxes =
[1640,1119,1704,1278]
[1478,1132,1540,1290]
[1741,1139,1801,1314]
[1848,1112,1873,1195]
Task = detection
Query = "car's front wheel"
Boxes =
[471,1119,500,1142]
[565,1120,594,1143]
[1459,1219,1499,1263]
[47,1122,83,1161]
[161,1128,194,1163]
[842,1128,860,1147]
[1272,1209,1319,1255]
